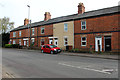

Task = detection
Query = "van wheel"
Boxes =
[41,50,44,53]
[50,51,54,54]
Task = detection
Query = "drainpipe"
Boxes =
[37,27,38,47]
[73,21,74,49]
[30,20,31,48]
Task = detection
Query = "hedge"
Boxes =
[5,44,12,48]
[5,44,20,48]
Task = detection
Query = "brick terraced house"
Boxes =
[10,3,120,53]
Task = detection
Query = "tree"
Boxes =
[0,17,14,33]
[1,33,10,47]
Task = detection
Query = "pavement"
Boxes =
[61,52,119,60]
[24,49,119,60]
[2,66,15,78]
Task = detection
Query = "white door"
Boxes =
[24,41,26,46]
[95,37,102,51]
[49,39,53,44]
[54,38,58,46]
[27,40,29,47]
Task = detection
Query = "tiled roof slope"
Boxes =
[11,6,119,32]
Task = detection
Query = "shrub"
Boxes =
[5,44,12,48]
[12,44,19,48]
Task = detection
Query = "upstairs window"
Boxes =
[32,28,35,35]
[41,27,45,34]
[19,31,21,36]
[64,23,68,32]
[81,37,87,46]
[13,32,16,37]
[81,21,86,30]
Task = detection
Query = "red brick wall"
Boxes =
[38,37,49,47]
[74,14,119,34]
[38,24,53,36]
[74,14,119,52]
[10,24,53,47]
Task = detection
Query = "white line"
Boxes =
[58,63,111,74]
[83,68,111,74]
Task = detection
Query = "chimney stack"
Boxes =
[78,2,85,14]
[44,12,51,21]
[24,18,29,26]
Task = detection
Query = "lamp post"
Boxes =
[27,5,31,48]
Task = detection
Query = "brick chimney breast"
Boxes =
[44,12,51,21]
[24,18,29,26]
[78,2,85,14]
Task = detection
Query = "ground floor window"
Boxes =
[54,38,58,46]
[49,38,53,44]
[19,40,21,45]
[64,37,68,46]
[13,40,16,44]
[31,38,35,45]
[81,37,87,46]
[41,39,45,46]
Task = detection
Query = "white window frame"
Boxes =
[41,27,45,34]
[13,32,16,37]
[19,31,21,36]
[31,38,35,45]
[49,38,53,44]
[32,28,35,35]
[81,37,87,46]
[64,23,68,32]
[64,36,68,46]
[19,40,21,45]
[81,21,86,30]
[13,40,16,44]
[54,38,58,46]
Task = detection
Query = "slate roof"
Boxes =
[11,6,119,32]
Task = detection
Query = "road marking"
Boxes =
[58,63,112,74]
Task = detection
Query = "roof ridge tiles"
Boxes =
[10,6,119,32]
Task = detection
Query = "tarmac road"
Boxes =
[2,48,118,78]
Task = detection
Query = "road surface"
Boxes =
[2,48,118,78]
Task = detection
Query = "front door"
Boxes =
[27,40,29,47]
[95,37,102,51]
[105,36,111,51]
[24,41,26,46]
[54,38,58,46]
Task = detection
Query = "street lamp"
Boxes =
[27,5,30,20]
[27,5,31,48]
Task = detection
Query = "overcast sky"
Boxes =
[0,0,119,28]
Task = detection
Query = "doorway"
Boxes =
[54,38,58,46]
[95,37,102,52]
[104,36,111,51]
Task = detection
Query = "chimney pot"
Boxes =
[78,2,85,14]
[44,12,51,21]
[24,18,29,26]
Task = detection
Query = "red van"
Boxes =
[41,44,61,54]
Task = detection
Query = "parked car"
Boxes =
[41,44,62,54]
